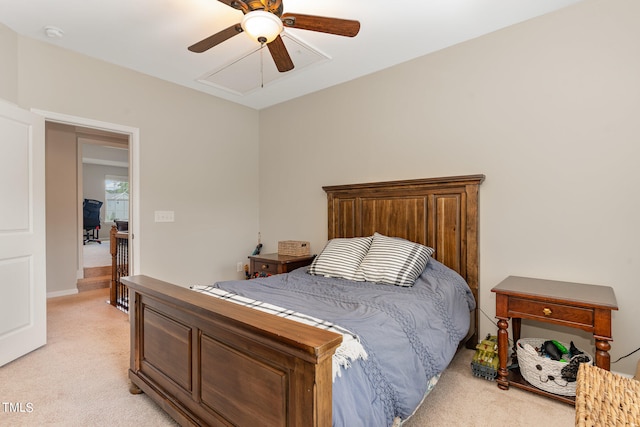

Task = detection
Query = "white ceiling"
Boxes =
[0,0,583,110]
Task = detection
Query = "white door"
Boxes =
[0,100,46,367]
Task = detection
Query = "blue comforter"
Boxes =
[212,258,475,427]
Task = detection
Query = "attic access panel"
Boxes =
[196,32,330,96]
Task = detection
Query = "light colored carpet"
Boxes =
[404,348,574,426]
[0,289,178,427]
[83,242,111,268]
[0,289,575,426]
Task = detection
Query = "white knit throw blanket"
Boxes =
[191,285,367,381]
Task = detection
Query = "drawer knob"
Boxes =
[542,307,552,316]
[261,264,268,269]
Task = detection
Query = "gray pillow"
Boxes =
[308,236,373,281]
[354,232,434,286]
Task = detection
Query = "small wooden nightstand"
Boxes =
[492,276,618,405]
[248,253,315,277]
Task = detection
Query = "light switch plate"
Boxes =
[154,210,174,222]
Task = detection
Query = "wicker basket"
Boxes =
[277,240,310,256]
[516,338,592,397]
[576,363,640,427]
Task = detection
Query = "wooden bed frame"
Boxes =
[123,174,484,427]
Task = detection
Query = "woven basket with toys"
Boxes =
[516,338,592,397]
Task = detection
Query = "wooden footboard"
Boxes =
[123,275,342,427]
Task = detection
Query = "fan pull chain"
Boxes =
[260,42,265,88]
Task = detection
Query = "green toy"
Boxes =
[551,340,568,354]
[471,335,499,381]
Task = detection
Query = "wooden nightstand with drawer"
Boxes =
[248,253,315,277]
[492,275,618,405]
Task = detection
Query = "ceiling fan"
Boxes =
[188,0,360,73]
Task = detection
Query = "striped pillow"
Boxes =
[308,237,373,281]
[354,232,434,286]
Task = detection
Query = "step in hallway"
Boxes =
[78,241,111,292]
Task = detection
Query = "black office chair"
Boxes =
[83,199,103,244]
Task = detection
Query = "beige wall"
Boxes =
[2,30,261,289]
[0,24,18,103]
[45,123,79,295]
[258,0,640,375]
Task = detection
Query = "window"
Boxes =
[105,175,129,222]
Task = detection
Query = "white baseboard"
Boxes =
[47,289,79,298]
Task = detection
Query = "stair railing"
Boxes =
[110,225,129,312]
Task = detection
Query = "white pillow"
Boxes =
[308,237,373,281]
[354,232,434,286]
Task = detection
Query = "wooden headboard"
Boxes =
[323,174,485,346]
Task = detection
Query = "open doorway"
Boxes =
[41,110,139,299]
[79,137,129,291]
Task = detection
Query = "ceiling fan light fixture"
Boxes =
[241,10,283,44]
